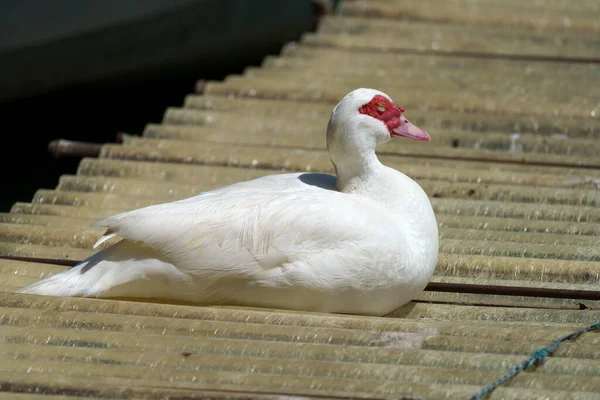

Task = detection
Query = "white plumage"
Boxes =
[18,88,439,316]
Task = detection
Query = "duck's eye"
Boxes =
[376,103,386,113]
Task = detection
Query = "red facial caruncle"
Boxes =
[359,95,430,141]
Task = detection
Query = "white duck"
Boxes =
[18,88,439,316]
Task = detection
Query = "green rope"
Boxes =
[469,320,600,400]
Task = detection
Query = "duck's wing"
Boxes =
[91,172,387,281]
[17,173,397,301]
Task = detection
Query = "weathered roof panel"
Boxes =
[1,0,599,398]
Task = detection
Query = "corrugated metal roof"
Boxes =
[1,0,599,398]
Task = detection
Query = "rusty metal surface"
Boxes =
[1,0,599,398]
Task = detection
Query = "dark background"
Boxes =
[0,0,323,211]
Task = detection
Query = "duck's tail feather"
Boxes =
[16,240,194,299]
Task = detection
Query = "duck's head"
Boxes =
[327,88,430,159]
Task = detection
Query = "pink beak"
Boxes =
[391,112,430,141]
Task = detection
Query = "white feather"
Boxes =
[92,231,117,249]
